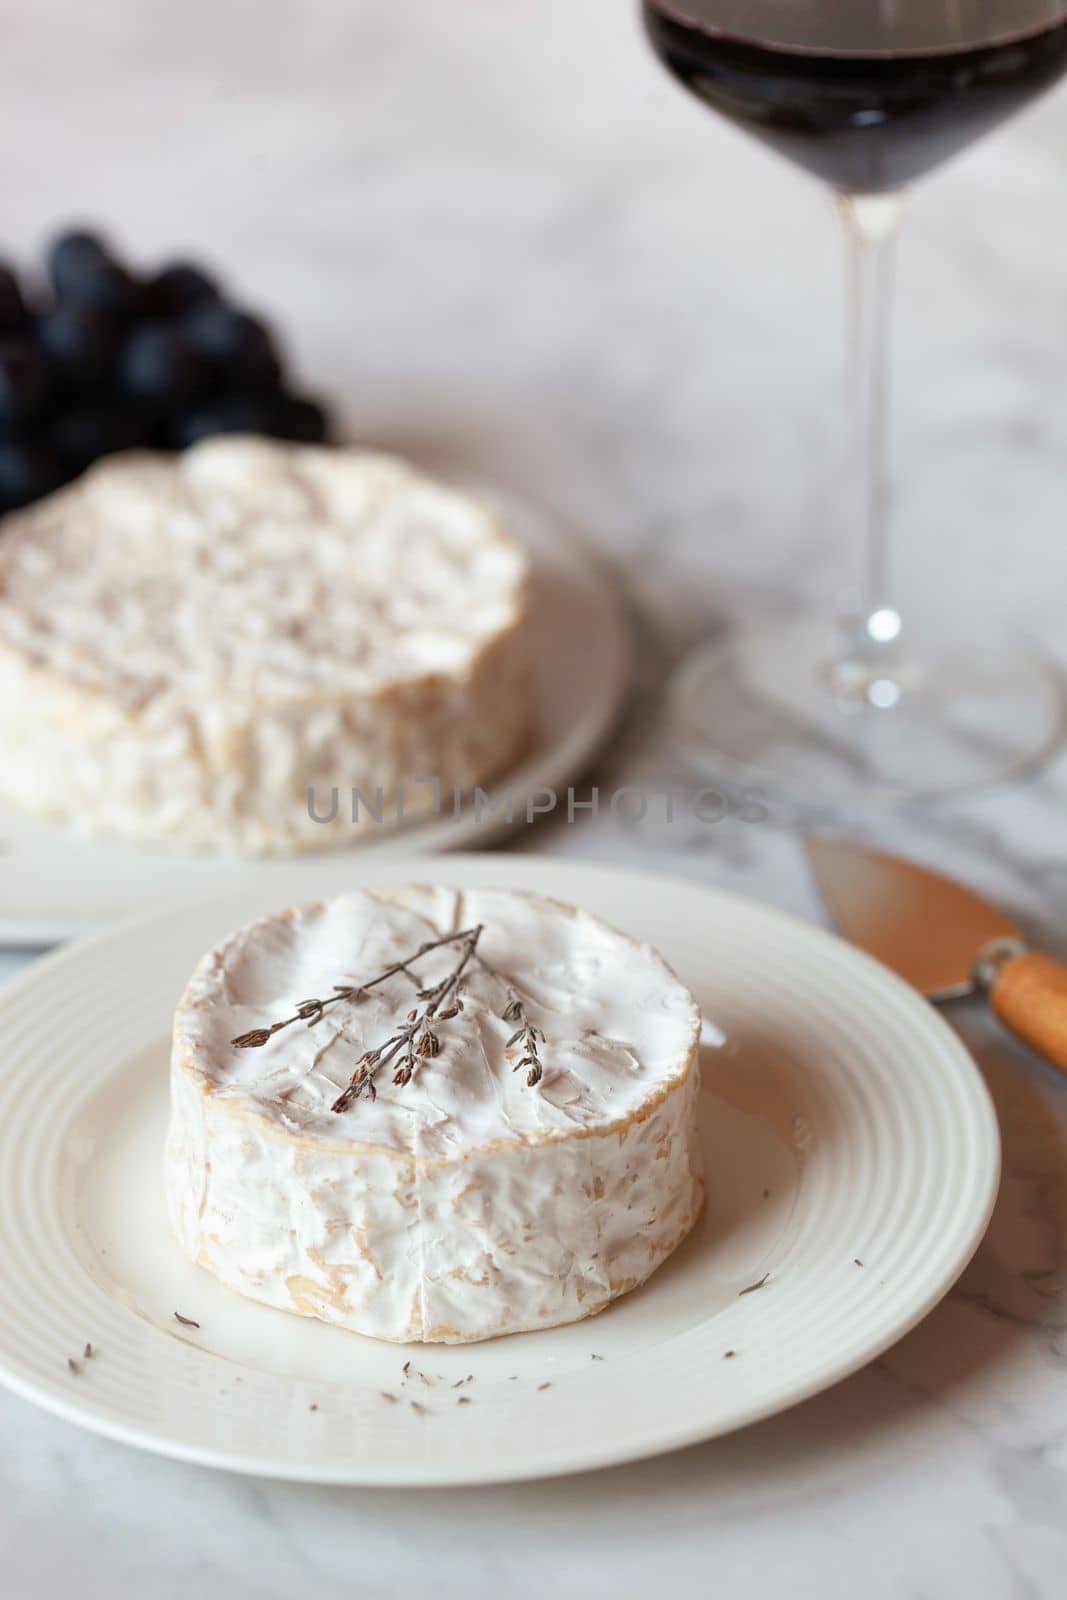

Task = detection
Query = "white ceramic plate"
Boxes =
[0,853,999,1485]
[0,493,628,945]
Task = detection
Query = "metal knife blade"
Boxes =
[805,836,1023,1002]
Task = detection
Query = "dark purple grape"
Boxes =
[47,229,112,298]
[118,322,207,410]
[37,305,114,391]
[182,304,281,390]
[167,393,280,450]
[0,337,51,425]
[70,260,145,322]
[0,265,27,333]
[52,407,152,473]
[0,439,67,510]
[148,261,220,315]
[271,394,330,443]
[48,230,145,318]
[49,230,143,323]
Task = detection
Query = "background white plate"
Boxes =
[0,493,628,945]
[0,853,999,1485]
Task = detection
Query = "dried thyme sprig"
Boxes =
[230,926,483,1052]
[231,920,549,1111]
[501,991,544,1087]
[330,925,484,1113]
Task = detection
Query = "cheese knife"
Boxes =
[806,836,1067,1075]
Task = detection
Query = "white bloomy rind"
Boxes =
[0,439,532,854]
[165,887,704,1343]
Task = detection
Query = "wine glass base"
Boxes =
[669,612,1067,812]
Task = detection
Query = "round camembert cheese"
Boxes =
[166,887,704,1343]
[0,438,531,852]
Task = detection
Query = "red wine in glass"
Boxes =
[642,1,1067,809]
[643,0,1067,191]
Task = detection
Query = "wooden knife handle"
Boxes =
[989,949,1067,1076]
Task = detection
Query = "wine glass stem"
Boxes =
[831,190,907,703]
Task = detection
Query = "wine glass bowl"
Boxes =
[644,1,1067,193]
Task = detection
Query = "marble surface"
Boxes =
[6,1,1067,1595]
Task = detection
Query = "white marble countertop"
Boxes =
[6,2,1067,1595]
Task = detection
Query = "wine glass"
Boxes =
[643,0,1067,807]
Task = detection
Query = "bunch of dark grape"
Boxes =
[0,228,332,514]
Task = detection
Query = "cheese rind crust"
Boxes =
[0,439,531,853]
[166,888,704,1343]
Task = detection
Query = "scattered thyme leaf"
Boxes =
[590,1353,604,1361]
[723,1350,737,1360]
[538,1382,551,1390]
[739,1274,770,1297]
[83,1342,94,1360]
[410,1400,427,1416]
[174,1311,200,1328]
[67,1358,80,1376]
[402,1361,411,1378]
[457,1396,472,1406]
[309,1403,318,1412]
[380,1392,398,1403]
[854,1258,864,1267]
